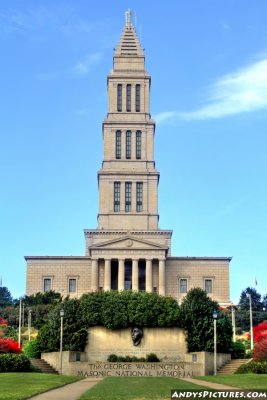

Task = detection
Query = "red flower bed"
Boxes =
[0,317,8,326]
[0,338,22,353]
[254,338,267,362]
[253,322,267,343]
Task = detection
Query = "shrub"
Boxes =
[37,291,181,353]
[146,353,160,362]
[253,322,267,343]
[230,341,246,359]
[236,360,267,374]
[107,354,159,362]
[107,354,118,362]
[245,349,254,359]
[180,288,232,353]
[0,317,8,326]
[253,338,267,362]
[0,338,21,353]
[23,339,40,359]
[0,353,31,372]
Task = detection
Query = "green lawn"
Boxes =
[80,377,210,400]
[0,372,81,400]
[195,374,267,390]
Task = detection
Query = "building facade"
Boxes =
[26,12,231,306]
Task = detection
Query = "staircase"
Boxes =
[30,358,58,374]
[218,359,250,375]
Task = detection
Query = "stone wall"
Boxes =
[41,351,230,377]
[85,326,187,362]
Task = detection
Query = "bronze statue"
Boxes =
[131,327,143,346]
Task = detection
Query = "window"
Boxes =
[135,84,140,112]
[136,131,141,159]
[116,131,121,159]
[179,278,188,293]
[126,84,131,112]
[126,131,131,159]
[114,182,120,212]
[136,182,143,212]
[117,84,122,112]
[43,278,52,292]
[205,279,213,294]
[68,278,77,293]
[125,182,132,212]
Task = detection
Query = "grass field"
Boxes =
[196,374,267,390]
[0,372,81,400]
[80,377,210,400]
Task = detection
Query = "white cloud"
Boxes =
[72,53,103,76]
[36,52,103,80]
[155,55,267,124]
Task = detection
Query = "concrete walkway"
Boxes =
[180,377,241,390]
[28,378,100,400]
[28,376,242,399]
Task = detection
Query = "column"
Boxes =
[118,259,125,291]
[104,259,111,291]
[159,259,166,296]
[91,259,98,291]
[132,259,139,291]
[145,259,153,292]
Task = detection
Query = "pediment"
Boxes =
[91,236,168,251]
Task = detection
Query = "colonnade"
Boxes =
[91,258,166,296]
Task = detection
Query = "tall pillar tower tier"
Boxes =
[98,14,159,231]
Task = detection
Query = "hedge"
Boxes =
[236,360,267,374]
[0,354,31,372]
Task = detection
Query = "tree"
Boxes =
[238,287,262,312]
[180,288,232,353]
[0,287,13,308]
[236,287,265,331]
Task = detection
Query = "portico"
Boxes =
[90,256,166,295]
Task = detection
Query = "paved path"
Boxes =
[180,377,241,390]
[28,378,100,400]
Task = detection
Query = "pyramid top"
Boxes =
[114,9,144,57]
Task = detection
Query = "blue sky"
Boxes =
[1,0,266,304]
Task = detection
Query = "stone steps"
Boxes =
[218,359,249,375]
[30,358,58,374]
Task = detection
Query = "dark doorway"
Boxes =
[111,260,118,290]
[138,259,146,291]
[124,259,132,289]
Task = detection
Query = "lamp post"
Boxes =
[28,309,32,341]
[18,297,22,347]
[59,309,64,375]
[246,293,253,350]
[213,310,218,376]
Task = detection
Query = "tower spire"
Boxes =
[125,8,133,27]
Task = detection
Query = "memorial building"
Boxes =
[25,11,231,306]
